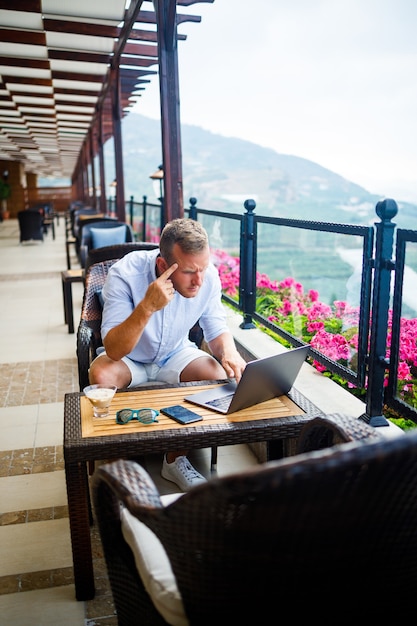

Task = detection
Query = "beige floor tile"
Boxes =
[0,422,37,451]
[0,518,72,576]
[0,471,67,514]
[37,402,65,422]
[0,585,85,626]
[35,402,65,448]
[0,403,38,424]
[0,281,80,366]
[34,419,64,449]
[216,443,259,475]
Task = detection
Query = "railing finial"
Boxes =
[376,198,398,221]
[244,199,256,214]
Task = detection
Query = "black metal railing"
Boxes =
[121,193,416,427]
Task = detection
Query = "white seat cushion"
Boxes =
[121,493,189,626]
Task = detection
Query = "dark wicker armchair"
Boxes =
[92,414,417,624]
[18,209,44,243]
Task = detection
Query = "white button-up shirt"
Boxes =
[101,248,229,366]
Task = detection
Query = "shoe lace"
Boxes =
[176,456,202,481]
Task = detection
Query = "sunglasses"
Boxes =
[116,408,159,425]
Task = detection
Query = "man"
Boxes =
[89,217,247,491]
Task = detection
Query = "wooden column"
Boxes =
[110,65,126,222]
[154,0,184,224]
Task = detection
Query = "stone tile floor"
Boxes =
[0,359,79,408]
[0,218,121,624]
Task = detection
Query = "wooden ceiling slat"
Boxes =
[0,29,46,45]
[0,0,41,11]
[119,67,157,78]
[127,29,159,42]
[2,76,53,87]
[20,104,55,117]
[51,70,107,83]
[0,57,50,70]
[119,57,158,68]
[53,83,99,92]
[48,50,112,64]
[137,9,201,26]
[122,42,158,57]
[43,19,120,39]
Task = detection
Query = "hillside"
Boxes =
[118,112,416,228]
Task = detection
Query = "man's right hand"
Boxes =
[142,263,178,312]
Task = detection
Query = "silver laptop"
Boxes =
[184,345,309,415]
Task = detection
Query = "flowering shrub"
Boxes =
[212,249,417,411]
[132,221,160,243]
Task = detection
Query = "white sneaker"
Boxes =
[161,455,207,492]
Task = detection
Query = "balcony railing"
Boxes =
[119,194,417,428]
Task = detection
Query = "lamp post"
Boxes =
[149,164,164,231]
[109,179,117,215]
[149,164,164,202]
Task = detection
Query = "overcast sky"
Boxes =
[134,0,417,203]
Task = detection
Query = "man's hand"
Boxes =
[220,352,247,383]
[142,263,178,313]
[103,263,179,361]
[208,332,247,383]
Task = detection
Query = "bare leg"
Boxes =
[180,354,227,383]
[88,354,132,389]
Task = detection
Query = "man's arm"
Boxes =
[207,332,247,383]
[103,264,178,361]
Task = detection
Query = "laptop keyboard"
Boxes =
[206,393,234,411]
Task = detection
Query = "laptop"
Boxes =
[184,345,309,415]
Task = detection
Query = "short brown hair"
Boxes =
[159,218,209,262]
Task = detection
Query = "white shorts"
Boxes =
[96,346,213,388]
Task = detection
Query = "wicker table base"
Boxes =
[64,380,321,600]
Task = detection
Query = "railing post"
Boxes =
[129,195,134,228]
[188,197,198,220]
[361,198,398,426]
[160,197,164,233]
[142,195,147,241]
[239,199,257,329]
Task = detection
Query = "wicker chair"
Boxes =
[71,206,100,239]
[92,414,417,624]
[76,243,203,391]
[85,241,159,274]
[77,243,157,391]
[77,219,132,268]
[18,209,44,243]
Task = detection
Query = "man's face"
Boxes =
[161,243,210,298]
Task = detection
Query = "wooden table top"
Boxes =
[80,382,306,438]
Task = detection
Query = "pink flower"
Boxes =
[211,249,417,408]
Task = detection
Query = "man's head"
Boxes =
[159,218,209,264]
[157,218,211,299]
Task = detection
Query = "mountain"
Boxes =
[118,112,417,229]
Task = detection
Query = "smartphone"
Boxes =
[160,405,203,425]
